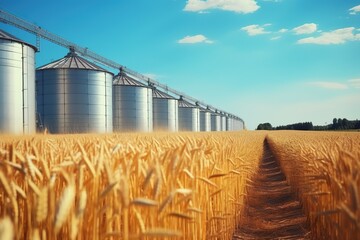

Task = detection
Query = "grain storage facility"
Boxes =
[226,114,233,131]
[233,117,244,130]
[152,88,178,132]
[0,30,36,134]
[113,70,153,132]
[220,112,227,131]
[178,97,200,132]
[233,118,239,130]
[36,49,113,133]
[211,110,221,131]
[199,105,211,132]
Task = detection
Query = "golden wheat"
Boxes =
[267,131,360,240]
[0,132,265,239]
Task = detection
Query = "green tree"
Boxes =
[333,118,337,125]
[256,123,273,130]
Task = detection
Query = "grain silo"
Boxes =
[36,49,113,133]
[0,30,36,134]
[113,70,153,132]
[226,114,233,131]
[233,117,244,130]
[220,112,226,131]
[178,97,200,132]
[152,88,178,132]
[210,110,221,131]
[239,118,245,130]
[233,118,239,130]
[199,105,211,132]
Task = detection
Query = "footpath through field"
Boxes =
[232,140,311,239]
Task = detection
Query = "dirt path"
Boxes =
[232,140,311,239]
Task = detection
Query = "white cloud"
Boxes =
[348,79,360,88]
[308,81,348,90]
[279,28,288,33]
[349,5,360,15]
[177,34,213,44]
[293,23,317,35]
[297,27,360,45]
[184,0,260,14]
[241,24,270,36]
[308,79,360,90]
[270,36,281,40]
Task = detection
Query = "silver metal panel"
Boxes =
[200,111,211,132]
[233,119,238,131]
[178,107,200,132]
[211,113,221,131]
[239,121,244,130]
[232,119,244,131]
[0,37,36,134]
[226,117,233,131]
[153,98,178,132]
[113,85,153,132]
[36,68,113,133]
[221,115,226,131]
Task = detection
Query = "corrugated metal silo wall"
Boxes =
[233,119,244,130]
[211,114,221,131]
[113,86,153,132]
[226,117,233,131]
[239,120,244,130]
[153,98,178,132]
[178,107,200,132]
[36,69,113,133]
[233,119,239,130]
[221,115,226,131]
[0,39,36,134]
[200,111,211,131]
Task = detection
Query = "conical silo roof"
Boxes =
[0,29,37,50]
[113,71,147,87]
[37,49,110,72]
[178,97,196,108]
[195,103,209,112]
[152,88,175,99]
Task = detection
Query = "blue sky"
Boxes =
[1,0,359,129]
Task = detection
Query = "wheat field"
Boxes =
[1,131,359,239]
[267,131,360,240]
[0,132,265,239]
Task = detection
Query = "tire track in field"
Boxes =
[233,139,311,239]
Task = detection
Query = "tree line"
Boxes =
[256,118,360,131]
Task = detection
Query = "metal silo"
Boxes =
[226,114,233,131]
[220,112,226,131]
[152,88,178,132]
[178,97,200,132]
[210,110,221,131]
[199,105,211,132]
[0,30,36,134]
[233,117,244,131]
[239,119,245,130]
[113,70,153,132]
[233,118,239,131]
[36,49,113,133]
